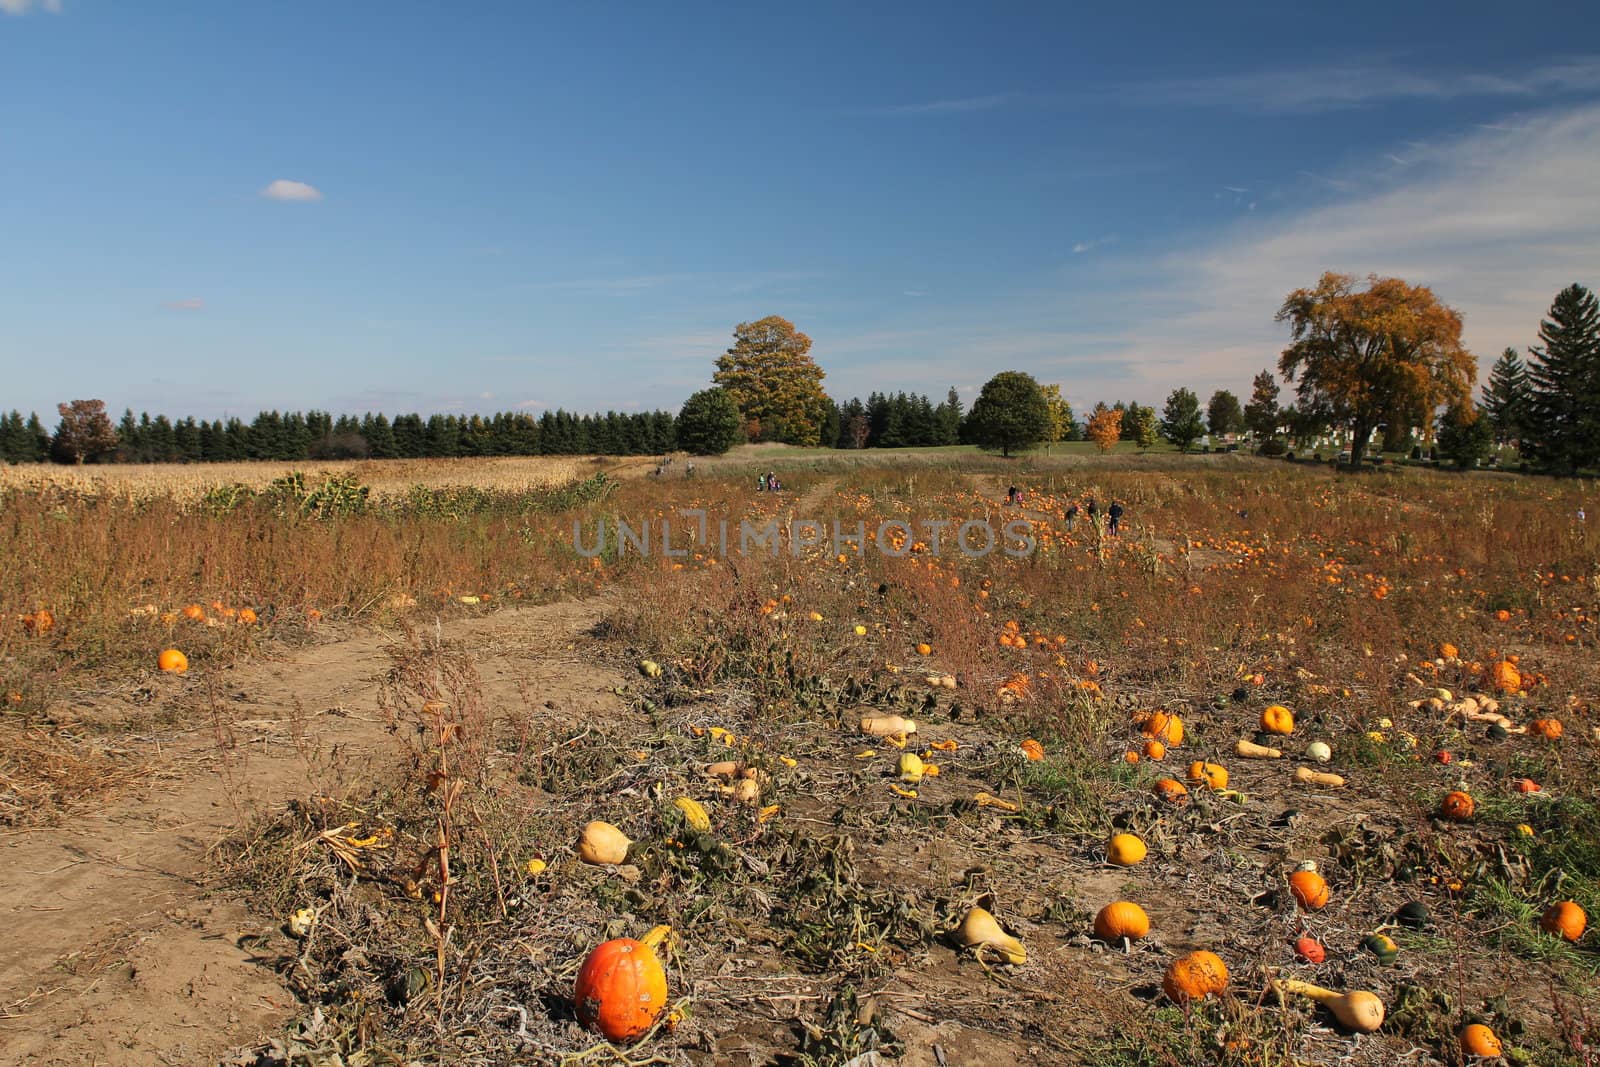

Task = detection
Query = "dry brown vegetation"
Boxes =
[3,454,1598,1066]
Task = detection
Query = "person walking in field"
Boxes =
[1007,485,1018,505]
[1065,502,1078,529]
[1086,498,1098,525]
[1108,500,1123,535]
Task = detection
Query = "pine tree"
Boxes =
[1524,284,1600,474]
[1480,348,1532,447]
[1243,370,1281,440]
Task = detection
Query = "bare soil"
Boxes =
[0,599,628,1066]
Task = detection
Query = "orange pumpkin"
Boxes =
[1440,790,1475,821]
[1154,778,1189,805]
[1141,712,1184,746]
[21,609,54,635]
[915,642,932,656]
[1438,642,1459,660]
[574,926,670,1042]
[1259,704,1294,736]
[1293,935,1325,963]
[1482,660,1521,693]
[1020,739,1045,761]
[1460,1023,1502,1058]
[1186,761,1228,791]
[237,608,258,625]
[1540,901,1587,942]
[157,648,189,674]
[1142,739,1167,761]
[1162,950,1229,1003]
[1515,778,1541,793]
[181,603,206,622]
[1288,870,1329,910]
[1530,717,1563,740]
[1093,901,1151,941]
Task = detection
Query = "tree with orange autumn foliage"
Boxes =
[1276,273,1476,468]
[1087,403,1122,454]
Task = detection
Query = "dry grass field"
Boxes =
[2,452,1597,1066]
[0,454,634,503]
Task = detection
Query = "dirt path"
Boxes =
[0,598,628,1067]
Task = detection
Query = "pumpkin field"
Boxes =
[2,452,1598,1067]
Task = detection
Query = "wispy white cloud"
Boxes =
[1,0,63,15]
[515,399,547,411]
[261,178,323,202]
[1126,56,1600,114]
[162,298,204,311]
[1072,235,1117,254]
[872,94,1011,116]
[1104,102,1600,401]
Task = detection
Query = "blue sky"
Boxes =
[3,1,1598,422]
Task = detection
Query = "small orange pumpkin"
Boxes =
[237,607,258,625]
[181,603,207,622]
[1142,739,1167,761]
[1530,717,1563,740]
[1186,761,1228,791]
[1440,790,1475,821]
[574,925,670,1042]
[1162,950,1228,1003]
[1020,739,1045,761]
[1293,935,1325,963]
[1515,778,1541,793]
[1259,704,1294,736]
[1540,901,1587,942]
[1288,870,1329,910]
[1460,1023,1502,1058]
[1141,711,1184,746]
[157,648,189,674]
[1093,901,1151,941]
[1107,833,1147,866]
[1154,778,1189,805]
[915,642,932,656]
[1438,642,1459,660]
[21,609,54,635]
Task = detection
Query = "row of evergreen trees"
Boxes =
[0,406,677,465]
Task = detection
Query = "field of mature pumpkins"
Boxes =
[3,457,1596,1065]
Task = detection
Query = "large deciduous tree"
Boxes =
[1481,347,1532,447]
[51,399,119,464]
[1523,284,1600,474]
[1160,388,1205,451]
[965,371,1051,457]
[1243,370,1281,440]
[675,388,744,456]
[1276,272,1475,469]
[1206,390,1243,437]
[712,316,831,447]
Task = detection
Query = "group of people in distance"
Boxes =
[1009,485,1124,535]
[756,471,783,492]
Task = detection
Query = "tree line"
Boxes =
[12,282,1597,473]
[5,405,678,465]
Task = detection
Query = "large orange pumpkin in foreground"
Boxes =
[574,925,670,1042]
[1163,950,1229,1003]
